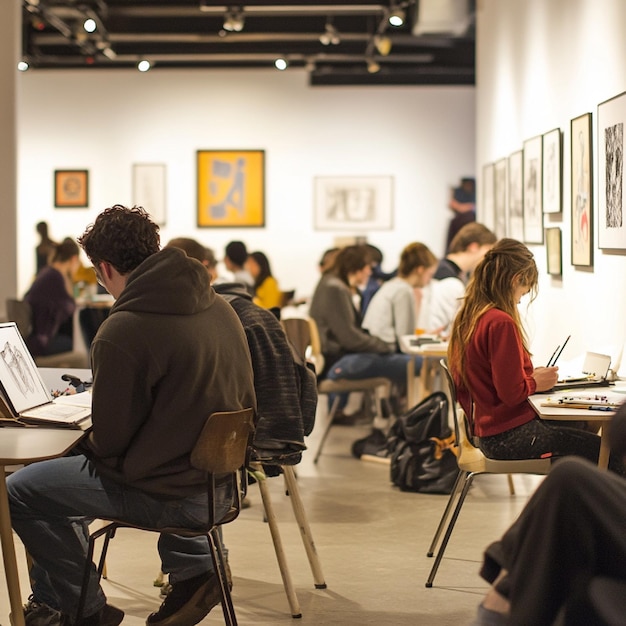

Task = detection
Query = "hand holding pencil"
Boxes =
[533,366,559,392]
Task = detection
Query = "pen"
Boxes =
[549,335,571,367]
[588,406,614,411]
[546,345,560,367]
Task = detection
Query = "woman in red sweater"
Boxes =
[448,238,624,474]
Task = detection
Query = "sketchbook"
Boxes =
[0,322,91,429]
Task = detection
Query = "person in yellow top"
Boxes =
[246,251,282,309]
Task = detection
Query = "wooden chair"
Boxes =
[425,360,551,587]
[76,408,255,626]
[281,317,392,464]
[5,298,88,368]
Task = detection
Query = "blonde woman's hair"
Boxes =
[397,242,437,277]
[448,238,538,386]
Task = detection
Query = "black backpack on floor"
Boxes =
[388,391,459,494]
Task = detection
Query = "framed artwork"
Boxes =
[197,150,265,227]
[598,91,626,249]
[522,135,543,244]
[508,150,524,240]
[493,158,507,238]
[133,163,166,225]
[54,170,88,208]
[313,176,393,230]
[546,227,562,276]
[481,163,495,231]
[570,112,593,266]
[542,128,562,214]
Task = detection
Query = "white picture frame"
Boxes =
[133,163,167,225]
[542,128,562,214]
[598,91,626,249]
[508,150,524,241]
[523,135,544,244]
[313,176,393,230]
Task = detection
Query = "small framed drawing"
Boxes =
[508,150,524,240]
[542,128,562,214]
[481,163,495,231]
[598,91,626,249]
[522,135,543,244]
[546,227,562,276]
[494,158,507,238]
[133,163,166,225]
[54,170,88,208]
[197,150,265,227]
[313,176,393,230]
[570,112,593,266]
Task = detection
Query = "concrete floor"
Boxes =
[0,416,543,625]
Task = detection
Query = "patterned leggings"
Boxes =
[478,417,626,475]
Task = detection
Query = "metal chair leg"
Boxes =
[425,473,475,587]
[426,469,466,557]
[209,528,237,626]
[283,465,326,589]
[313,395,341,463]
[507,474,516,495]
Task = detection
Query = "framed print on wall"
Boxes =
[197,150,265,227]
[598,91,626,249]
[54,170,88,208]
[313,176,393,230]
[481,163,495,231]
[133,163,166,225]
[546,227,562,276]
[570,112,593,266]
[494,158,507,238]
[522,135,543,244]
[508,150,524,240]
[542,128,562,214]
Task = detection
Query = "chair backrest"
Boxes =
[191,408,256,475]
[6,299,33,337]
[281,316,325,376]
[440,359,486,472]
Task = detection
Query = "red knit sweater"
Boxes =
[453,308,537,437]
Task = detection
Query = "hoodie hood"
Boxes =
[213,281,254,301]
[111,247,214,316]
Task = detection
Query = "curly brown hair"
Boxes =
[78,205,160,274]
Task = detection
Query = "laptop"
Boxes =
[0,322,91,428]
[550,351,612,391]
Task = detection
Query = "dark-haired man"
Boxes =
[8,205,256,626]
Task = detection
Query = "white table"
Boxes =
[528,382,626,470]
[1,368,90,625]
[400,335,449,407]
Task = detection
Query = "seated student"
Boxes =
[363,242,438,349]
[448,238,625,475]
[24,238,80,356]
[222,240,254,291]
[245,251,283,310]
[318,247,340,275]
[165,237,316,460]
[419,222,496,334]
[309,244,394,379]
[471,405,626,626]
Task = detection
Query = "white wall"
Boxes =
[477,0,626,372]
[16,68,475,301]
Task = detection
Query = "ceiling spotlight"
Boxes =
[223,7,245,32]
[274,57,288,70]
[367,58,381,74]
[102,46,117,60]
[137,59,151,72]
[319,21,340,46]
[388,7,406,27]
[83,18,97,33]
[374,35,392,56]
[17,60,30,72]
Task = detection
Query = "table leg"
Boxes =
[598,424,610,470]
[0,467,25,626]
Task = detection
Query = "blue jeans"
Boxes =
[327,352,422,386]
[7,455,231,619]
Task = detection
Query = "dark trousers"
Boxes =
[479,457,626,626]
